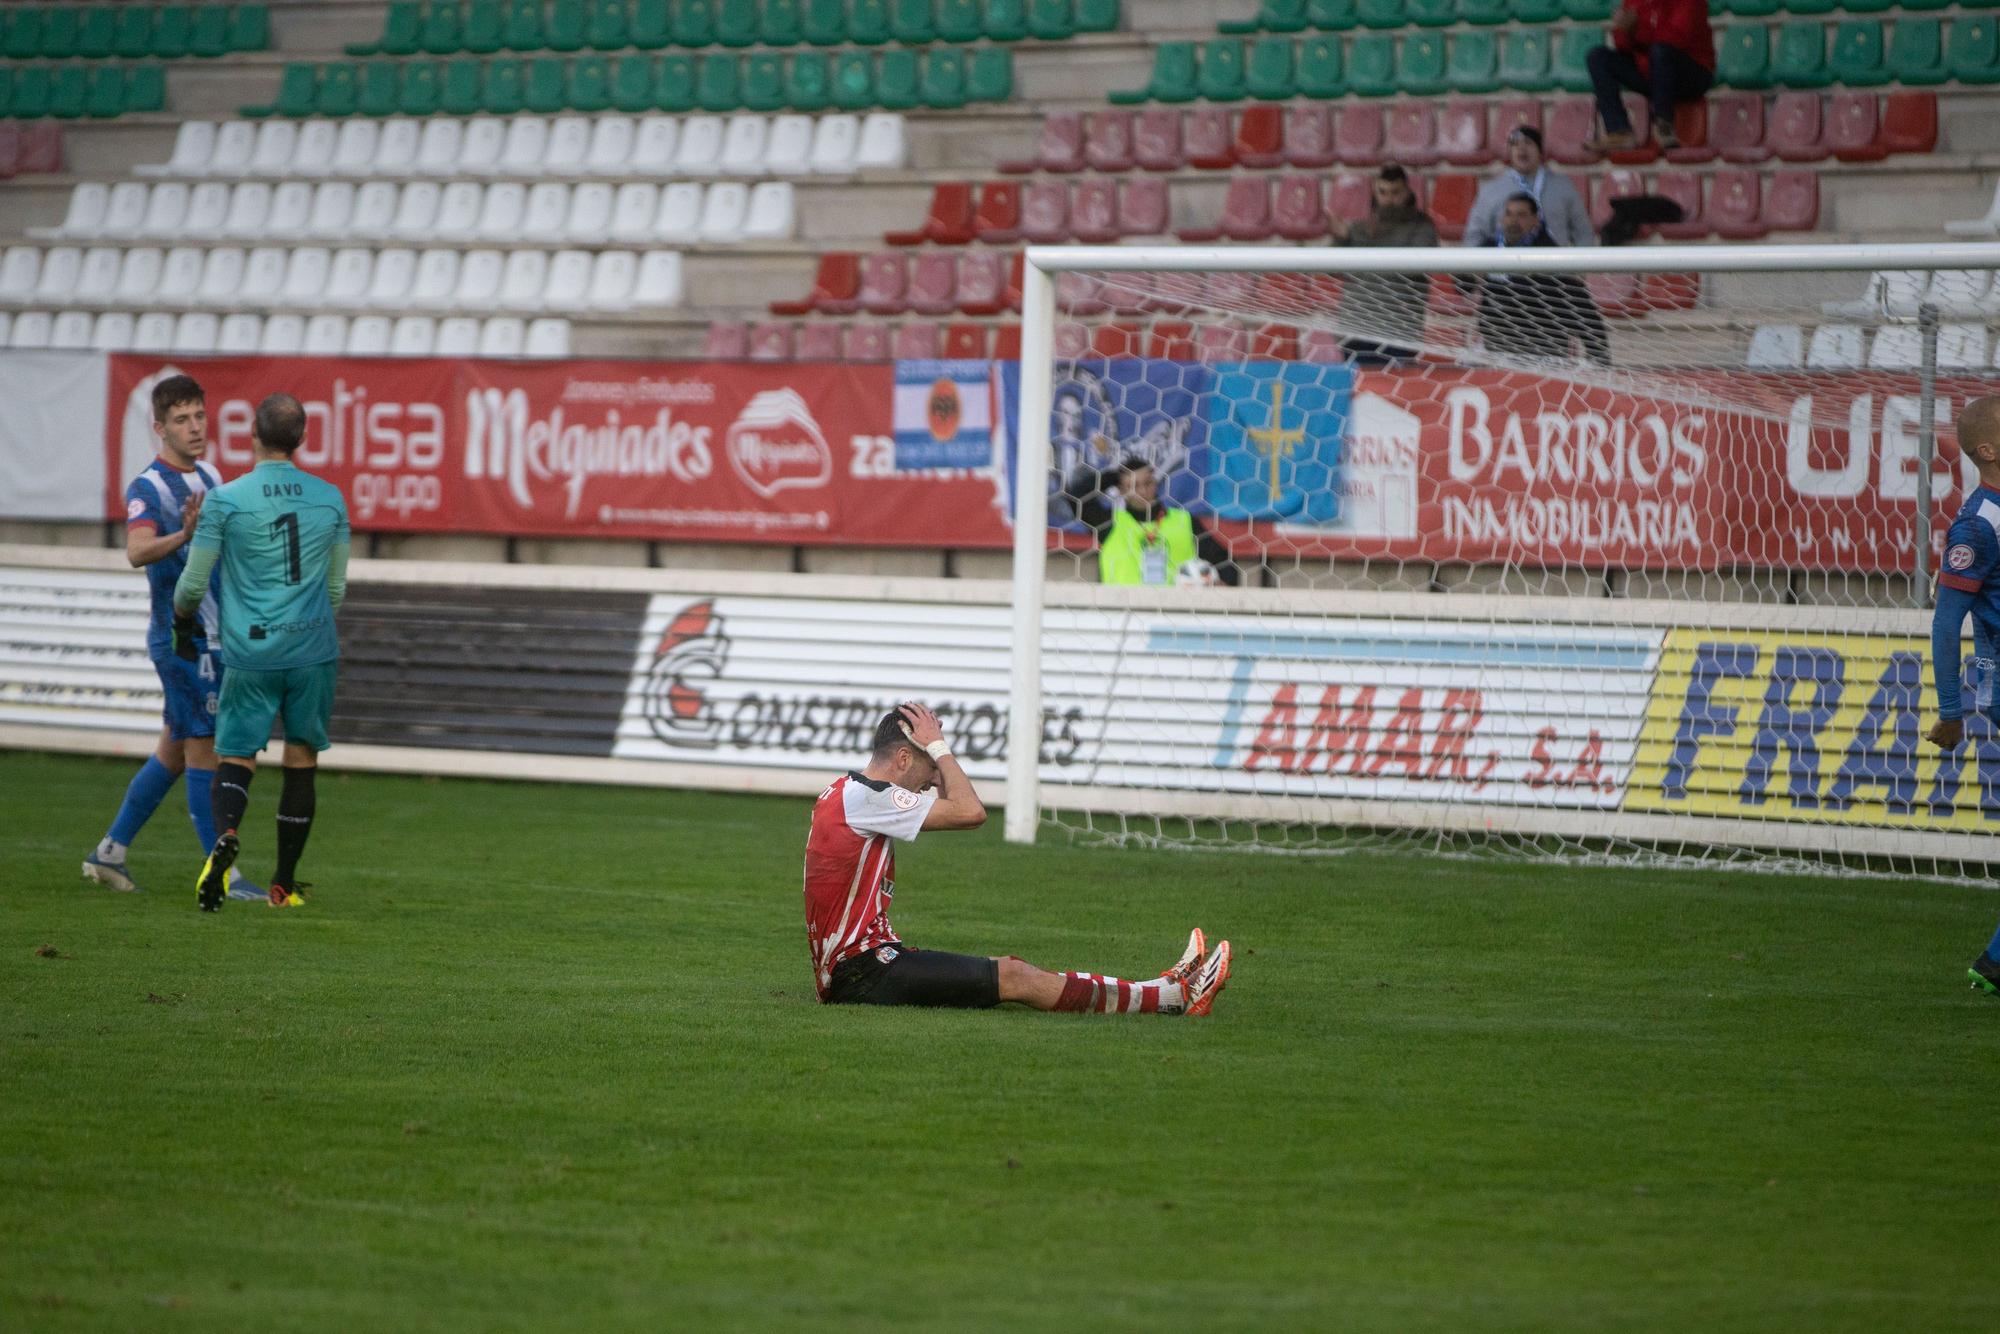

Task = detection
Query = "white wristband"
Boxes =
[925,739,952,761]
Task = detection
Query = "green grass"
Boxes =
[3,749,1998,1332]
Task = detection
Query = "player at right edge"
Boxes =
[173,394,350,912]
[1926,394,2000,999]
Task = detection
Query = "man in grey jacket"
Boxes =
[1330,165,1439,366]
[1461,126,1595,249]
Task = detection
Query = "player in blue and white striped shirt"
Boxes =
[81,374,259,901]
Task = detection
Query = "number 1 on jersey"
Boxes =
[270,512,301,585]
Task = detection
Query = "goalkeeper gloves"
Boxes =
[171,610,203,663]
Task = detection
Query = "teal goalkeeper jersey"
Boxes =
[189,459,350,671]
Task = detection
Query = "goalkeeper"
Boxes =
[1927,394,2000,999]
[803,703,1232,1015]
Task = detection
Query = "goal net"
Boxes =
[1001,242,2000,882]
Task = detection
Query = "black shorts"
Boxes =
[825,945,1000,1009]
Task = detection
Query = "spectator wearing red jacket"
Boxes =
[1584,0,1716,155]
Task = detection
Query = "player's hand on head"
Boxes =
[1928,717,1965,752]
[898,701,944,747]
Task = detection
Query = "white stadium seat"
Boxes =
[346,315,393,355]
[368,249,418,308]
[719,114,768,174]
[138,182,192,239]
[138,120,216,177]
[34,246,81,303]
[654,183,702,243]
[498,117,549,176]
[217,313,263,353]
[260,313,306,354]
[521,183,570,242]
[90,311,135,350]
[303,315,349,354]
[75,246,121,301]
[477,182,527,241]
[250,119,298,177]
[586,116,636,174]
[100,182,150,239]
[0,246,43,302]
[609,184,659,242]
[433,182,484,241]
[675,115,724,172]
[194,246,247,306]
[132,312,176,351]
[542,250,591,311]
[525,318,570,358]
[543,116,592,176]
[332,119,381,176]
[239,246,288,307]
[633,251,683,308]
[1940,324,1990,371]
[1945,181,2000,238]
[697,182,748,242]
[435,317,481,355]
[49,310,93,349]
[1745,323,1802,369]
[764,115,813,175]
[458,116,506,174]
[477,317,525,357]
[172,312,220,353]
[221,183,273,239]
[9,311,53,348]
[1821,270,1924,320]
[415,118,464,176]
[743,182,794,240]
[498,249,549,311]
[856,113,907,169]
[565,183,614,243]
[267,181,314,238]
[630,115,678,174]
[390,181,442,241]
[585,251,638,311]
[345,181,395,239]
[412,249,462,310]
[32,183,106,239]
[115,247,163,303]
[325,247,375,309]
[182,182,230,238]
[808,114,859,173]
[307,182,357,240]
[1805,323,1864,369]
[154,247,204,306]
[293,119,340,176]
[453,249,506,310]
[390,315,437,356]
[1868,326,1922,370]
[0,313,16,347]
[374,118,421,175]
[208,119,257,177]
[1925,269,1995,318]
[280,247,333,305]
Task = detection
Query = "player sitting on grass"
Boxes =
[804,702,1231,1014]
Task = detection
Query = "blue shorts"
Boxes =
[153,649,221,741]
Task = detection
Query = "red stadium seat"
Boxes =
[1589,168,1647,229]
[1824,92,1881,162]
[1134,108,1184,170]
[1586,273,1643,319]
[1000,111,1083,173]
[843,323,890,361]
[893,322,941,359]
[1185,107,1235,169]
[974,181,1021,243]
[955,250,1008,315]
[1427,172,1478,240]
[1438,99,1490,166]
[1119,177,1169,236]
[769,251,859,315]
[992,324,1022,360]
[17,121,61,174]
[1327,172,1370,222]
[1640,272,1699,312]
[858,251,910,315]
[1178,175,1272,242]
[1385,103,1439,165]
[1273,173,1328,240]
[1091,322,1142,358]
[1544,98,1596,165]
[1254,272,1342,314]
[1251,325,1300,360]
[885,182,976,246]
[748,322,795,361]
[1103,272,1152,315]
[704,321,749,358]
[1147,320,1196,360]
[1663,100,1714,163]
[944,323,987,358]
[1490,97,1542,142]
[1653,170,1707,238]
[1302,330,1344,364]
[1019,179,1072,243]
[0,121,20,181]
[1708,168,1764,239]
[1763,169,1819,232]
[1056,271,1109,315]
[1603,95,1655,163]
[1234,104,1284,169]
[1284,105,1336,168]
[908,251,957,315]
[1878,92,1936,156]
[1003,251,1024,312]
[1335,102,1384,165]
[796,321,843,359]
[1084,110,1134,172]
[1767,91,1825,163]
[1071,177,1119,242]
[1053,322,1089,359]
[1707,93,1769,164]
[1196,324,1251,362]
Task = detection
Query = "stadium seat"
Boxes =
[405,248,458,310]
[282,119,335,177]
[435,182,484,240]
[1179,176,1272,242]
[1706,92,1768,162]
[1715,25,1769,89]
[695,181,747,241]
[676,115,725,171]
[1428,172,1477,239]
[1131,108,1182,171]
[1828,20,1885,86]
[476,182,526,240]
[1019,179,1071,242]
[1876,91,1935,157]
[114,247,164,304]
[74,247,119,302]
[609,183,659,241]
[544,116,593,175]
[1868,326,1921,370]
[705,321,751,359]
[1199,39,1248,102]
[99,183,148,239]
[324,248,375,309]
[1297,36,1343,98]
[232,245,283,306]
[1347,34,1395,96]
[1435,99,1489,166]
[85,311,130,351]
[1399,32,1448,96]
[1745,323,1803,369]
[770,250,860,315]
[375,117,422,174]
[1247,36,1296,100]
[652,182,702,241]
[1821,268,1921,318]
[1447,30,1498,94]
[386,182,438,241]
[1946,180,2000,238]
[621,115,676,175]
[1071,178,1118,242]
[1273,173,1328,240]
[1926,269,1994,317]
[791,320,841,361]
[266,182,312,239]
[741,320,791,361]
[908,251,958,315]
[218,183,270,239]
[1384,104,1438,165]
[24,249,80,308]
[539,249,591,310]
[344,316,391,355]
[1498,29,1551,91]
[496,250,548,309]
[581,251,636,310]
[1120,176,1168,236]
[1948,15,2000,85]
[584,115,636,174]
[634,251,683,306]
[1280,105,1333,168]
[1762,170,1817,232]
[475,316,523,356]
[35,183,107,240]
[0,246,41,303]
[332,120,381,176]
[892,322,940,359]
[1707,168,1762,238]
[1652,170,1706,238]
[1335,101,1384,164]
[955,250,1007,314]
[6,310,58,350]
[139,120,217,177]
[1552,29,1598,92]
[1887,17,1945,85]
[1767,91,1824,161]
[1110,42,1197,104]
[853,111,905,168]
[454,248,506,309]
[249,119,297,177]
[274,246,328,305]
[1185,107,1235,169]
[125,312,175,352]
[1823,91,1879,162]
[1544,98,1596,165]
[1770,21,1828,88]
[1084,111,1135,172]
[1236,104,1284,167]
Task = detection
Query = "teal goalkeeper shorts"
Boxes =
[215,660,339,759]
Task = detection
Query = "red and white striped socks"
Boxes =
[1054,972,1185,1015]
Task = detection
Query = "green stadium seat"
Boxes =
[483,56,526,114]
[919,46,965,106]
[525,54,566,110]
[675,0,716,45]
[230,3,270,52]
[785,49,830,106]
[982,0,1027,41]
[49,65,88,118]
[1075,0,1115,32]
[1408,0,1454,25]
[1562,0,1611,19]
[1199,39,1247,101]
[1948,15,2000,85]
[696,51,739,108]
[190,4,230,57]
[464,0,505,52]
[610,52,655,108]
[1027,0,1071,40]
[126,61,165,111]
[317,63,360,115]
[1496,28,1549,90]
[1355,0,1397,27]
[1346,32,1394,94]
[569,53,612,109]
[155,3,195,56]
[1306,0,1355,28]
[422,2,463,55]
[440,56,483,112]
[359,59,401,115]
[11,66,50,118]
[590,0,631,49]
[85,65,125,118]
[1828,19,1885,85]
[400,59,442,114]
[1551,28,1595,91]
[78,7,118,60]
[1840,0,1892,12]
[967,44,1010,98]
[1297,34,1342,96]
[43,9,79,60]
[251,61,316,117]
[1108,40,1195,102]
[1772,20,1829,87]
[1887,18,1944,84]
[1896,0,1950,11]
[1715,0,1778,13]
[1219,0,1304,34]
[937,0,981,41]
[505,0,544,49]
[831,49,873,106]
[1459,0,1508,24]
[892,0,934,43]
[117,5,159,58]
[632,0,670,46]
[763,0,806,44]
[1398,31,1447,94]
[0,68,13,118]
[1447,29,1497,92]
[1246,35,1295,98]
[876,45,919,106]
[1509,0,1561,22]
[1716,25,1768,87]
[547,0,588,51]
[4,10,44,62]
[716,0,760,47]
[851,0,892,43]
[658,52,696,108]
[349,1,418,55]
[741,51,782,107]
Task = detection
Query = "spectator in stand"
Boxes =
[1584,0,1717,155]
[1066,455,1240,587]
[1469,193,1611,368]
[1329,165,1439,367]
[1461,126,1595,250]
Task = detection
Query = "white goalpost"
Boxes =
[1004,241,2000,881]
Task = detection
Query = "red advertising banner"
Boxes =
[104,355,1012,548]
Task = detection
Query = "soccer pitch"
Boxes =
[3,750,1996,1332]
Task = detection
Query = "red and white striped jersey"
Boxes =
[804,771,938,1000]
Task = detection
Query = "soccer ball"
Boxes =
[1177,558,1219,586]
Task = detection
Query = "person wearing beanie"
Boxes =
[1460,125,1596,249]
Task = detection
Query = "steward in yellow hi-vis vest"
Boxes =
[1100,507,1197,586]
[1064,455,1239,588]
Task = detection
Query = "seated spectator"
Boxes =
[1066,456,1240,587]
[1329,165,1439,367]
[1461,127,1595,250]
[1585,0,1716,155]
[1469,193,1611,368]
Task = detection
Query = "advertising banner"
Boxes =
[0,350,109,522]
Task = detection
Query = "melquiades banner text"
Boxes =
[104,355,1013,547]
